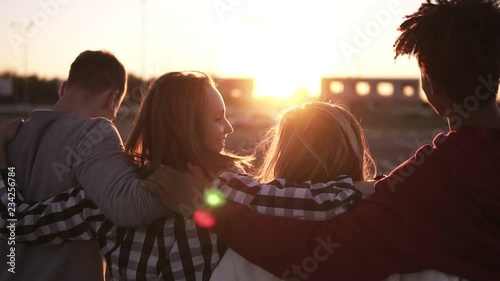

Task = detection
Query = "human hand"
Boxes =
[353,181,375,198]
[0,119,23,168]
[143,163,212,217]
[0,119,23,147]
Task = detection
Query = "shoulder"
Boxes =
[85,117,120,136]
[56,116,122,146]
[430,127,500,161]
[35,112,119,135]
[410,129,467,165]
[452,126,500,149]
[385,270,468,281]
[213,249,281,281]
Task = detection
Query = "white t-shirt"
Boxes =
[210,249,469,281]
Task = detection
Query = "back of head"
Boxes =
[257,102,375,183]
[394,0,500,106]
[66,50,127,99]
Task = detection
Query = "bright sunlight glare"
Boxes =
[213,0,337,101]
[250,15,325,100]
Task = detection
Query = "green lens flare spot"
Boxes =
[204,188,226,208]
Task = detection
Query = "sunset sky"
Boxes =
[0,0,423,98]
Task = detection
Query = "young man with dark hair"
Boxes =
[146,1,500,280]
[0,50,169,281]
[66,50,127,95]
[55,50,127,121]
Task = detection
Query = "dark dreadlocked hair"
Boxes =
[394,0,500,106]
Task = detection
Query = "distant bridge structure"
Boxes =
[215,78,254,106]
[320,77,426,115]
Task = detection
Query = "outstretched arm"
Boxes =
[209,179,427,280]
[0,119,23,169]
[208,144,470,281]
[0,171,106,245]
[0,146,6,169]
[73,119,171,226]
[144,166,365,221]
[214,172,363,220]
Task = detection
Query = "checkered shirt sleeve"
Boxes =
[214,172,362,220]
[0,170,361,280]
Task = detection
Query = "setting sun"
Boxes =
[253,71,321,99]
[212,1,340,100]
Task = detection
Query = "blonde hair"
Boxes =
[256,102,375,183]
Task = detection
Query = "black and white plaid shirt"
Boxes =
[0,170,361,281]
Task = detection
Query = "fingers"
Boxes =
[0,118,24,144]
[141,180,161,196]
[13,118,24,126]
[187,163,210,183]
[187,163,203,176]
[158,165,182,175]
[146,169,175,190]
[2,118,24,130]
[353,181,375,198]
[141,180,181,213]
[147,165,212,215]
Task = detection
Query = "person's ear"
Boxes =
[103,89,119,110]
[425,74,449,97]
[58,81,67,99]
[424,75,435,96]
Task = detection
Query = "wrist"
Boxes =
[373,174,387,181]
[0,145,7,168]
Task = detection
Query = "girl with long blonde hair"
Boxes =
[210,101,376,281]
[257,102,375,184]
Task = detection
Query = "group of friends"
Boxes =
[0,0,499,280]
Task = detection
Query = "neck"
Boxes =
[446,101,500,130]
[53,95,101,119]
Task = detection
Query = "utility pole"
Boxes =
[9,20,33,105]
[23,22,32,105]
[140,0,147,79]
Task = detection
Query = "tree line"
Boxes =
[0,72,147,105]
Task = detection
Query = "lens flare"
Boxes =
[193,209,215,228]
[204,189,226,208]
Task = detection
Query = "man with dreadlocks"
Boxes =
[161,1,500,281]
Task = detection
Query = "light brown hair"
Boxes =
[256,102,375,183]
[125,71,251,176]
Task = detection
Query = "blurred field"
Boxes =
[0,105,448,175]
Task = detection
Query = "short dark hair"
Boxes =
[66,50,127,97]
[394,0,500,106]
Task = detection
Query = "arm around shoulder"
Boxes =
[75,119,170,226]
